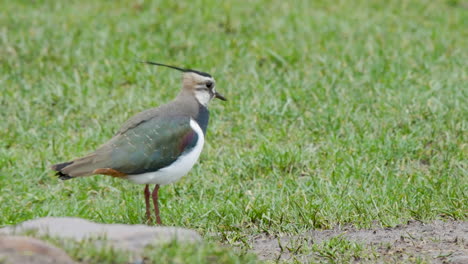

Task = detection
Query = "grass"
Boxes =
[0,0,467,262]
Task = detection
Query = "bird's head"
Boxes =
[142,61,227,106]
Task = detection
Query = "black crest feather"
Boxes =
[141,61,212,78]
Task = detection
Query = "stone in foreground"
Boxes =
[0,235,76,264]
[0,217,201,252]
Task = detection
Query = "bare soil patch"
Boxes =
[252,220,468,263]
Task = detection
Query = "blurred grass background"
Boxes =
[0,0,467,262]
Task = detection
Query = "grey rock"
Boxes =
[0,235,75,264]
[0,217,201,253]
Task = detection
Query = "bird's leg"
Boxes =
[152,184,162,225]
[144,184,152,224]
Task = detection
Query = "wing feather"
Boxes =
[103,115,198,175]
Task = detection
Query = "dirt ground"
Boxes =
[252,220,468,263]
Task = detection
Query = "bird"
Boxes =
[51,61,226,225]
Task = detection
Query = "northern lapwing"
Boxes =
[51,62,226,225]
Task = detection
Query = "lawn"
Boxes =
[0,0,467,263]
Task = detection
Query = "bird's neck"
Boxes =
[195,103,210,135]
[174,92,210,135]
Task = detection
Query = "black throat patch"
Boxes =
[195,103,210,135]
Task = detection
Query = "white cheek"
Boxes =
[195,91,211,106]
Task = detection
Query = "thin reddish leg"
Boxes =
[152,184,162,225]
[144,185,152,223]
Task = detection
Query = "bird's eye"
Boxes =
[206,81,213,89]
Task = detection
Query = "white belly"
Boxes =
[126,119,205,185]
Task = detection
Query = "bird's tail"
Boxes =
[51,161,75,180]
[51,154,100,180]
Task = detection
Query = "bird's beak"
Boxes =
[215,91,227,101]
